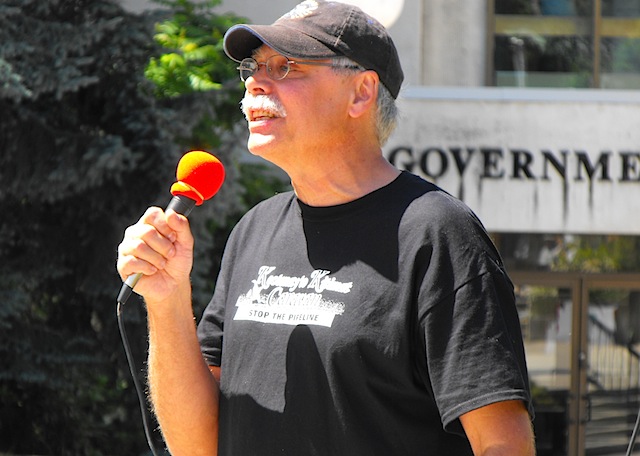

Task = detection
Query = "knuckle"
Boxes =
[130,237,150,256]
[142,206,164,222]
[116,255,136,279]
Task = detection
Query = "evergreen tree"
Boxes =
[0,0,248,453]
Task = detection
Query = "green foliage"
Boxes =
[0,0,247,453]
[142,0,249,204]
[550,235,640,307]
[526,286,560,318]
[609,38,640,73]
[552,235,640,273]
[0,0,288,452]
[145,0,242,97]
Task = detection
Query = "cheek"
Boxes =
[304,92,348,123]
[283,79,352,133]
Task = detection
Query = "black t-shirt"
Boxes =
[198,171,532,455]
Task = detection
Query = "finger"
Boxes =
[117,234,168,281]
[165,210,194,248]
[116,210,178,279]
[116,251,158,281]
[131,207,184,260]
[140,207,178,243]
[125,233,172,267]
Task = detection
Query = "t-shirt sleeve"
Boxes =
[197,284,225,367]
[197,258,229,367]
[409,192,533,435]
[420,264,533,435]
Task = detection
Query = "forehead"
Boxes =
[251,44,279,60]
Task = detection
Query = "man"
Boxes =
[117,1,535,454]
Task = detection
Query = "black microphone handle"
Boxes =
[117,194,197,304]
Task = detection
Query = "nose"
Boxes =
[244,66,272,95]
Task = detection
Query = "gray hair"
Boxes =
[331,57,399,146]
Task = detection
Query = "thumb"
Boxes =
[166,209,194,249]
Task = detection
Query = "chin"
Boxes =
[246,143,275,164]
[247,141,290,171]
[247,134,279,156]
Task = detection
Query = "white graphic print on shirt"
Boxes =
[233,266,351,327]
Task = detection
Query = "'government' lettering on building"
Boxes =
[389,146,640,183]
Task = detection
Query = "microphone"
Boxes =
[117,150,225,304]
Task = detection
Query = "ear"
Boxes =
[348,70,379,119]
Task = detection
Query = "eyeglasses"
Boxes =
[237,54,360,82]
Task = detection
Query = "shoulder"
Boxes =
[226,191,297,241]
[248,190,297,213]
[394,172,487,238]
[237,190,297,224]
[395,173,507,293]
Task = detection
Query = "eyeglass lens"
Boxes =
[238,55,291,81]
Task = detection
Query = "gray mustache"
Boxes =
[240,95,287,119]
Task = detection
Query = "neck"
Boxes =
[289,149,400,207]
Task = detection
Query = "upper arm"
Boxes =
[208,365,221,385]
[459,400,535,456]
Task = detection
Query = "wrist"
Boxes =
[146,280,194,323]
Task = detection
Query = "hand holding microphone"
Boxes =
[115,150,224,455]
[116,150,225,304]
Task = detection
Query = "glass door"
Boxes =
[584,276,640,455]
[512,272,640,456]
[512,272,580,456]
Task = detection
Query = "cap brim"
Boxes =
[223,23,339,62]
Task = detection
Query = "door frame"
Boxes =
[510,271,640,456]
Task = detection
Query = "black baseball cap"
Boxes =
[223,0,404,99]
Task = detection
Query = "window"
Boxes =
[493,232,640,273]
[490,0,640,89]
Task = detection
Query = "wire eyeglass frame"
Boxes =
[237,54,360,81]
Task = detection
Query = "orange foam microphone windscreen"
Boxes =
[170,150,225,205]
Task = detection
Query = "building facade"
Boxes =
[122,0,640,454]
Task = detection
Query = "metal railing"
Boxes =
[588,314,640,392]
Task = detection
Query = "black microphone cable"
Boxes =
[117,298,162,456]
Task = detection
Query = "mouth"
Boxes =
[241,94,287,122]
[248,109,281,122]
